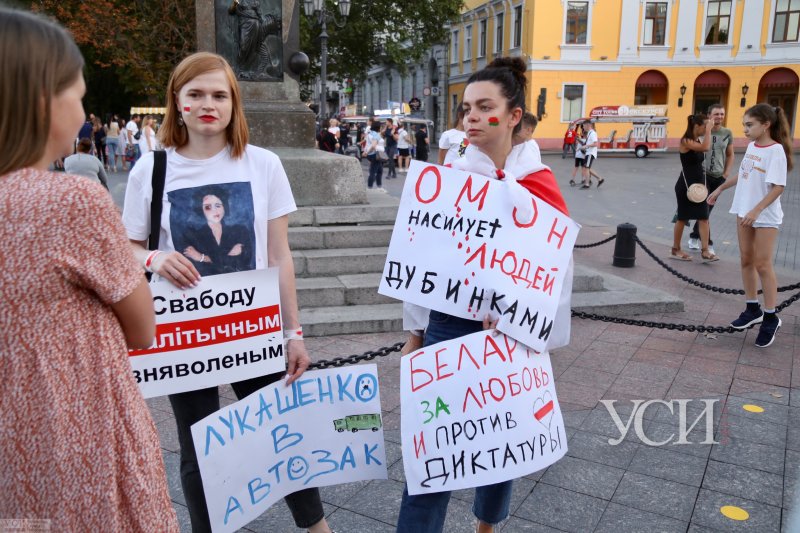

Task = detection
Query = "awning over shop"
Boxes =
[694,70,730,88]
[130,107,167,115]
[760,68,799,88]
[635,70,668,88]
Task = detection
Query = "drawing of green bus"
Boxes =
[333,413,382,433]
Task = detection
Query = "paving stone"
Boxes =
[734,364,791,388]
[540,456,624,500]
[619,359,680,383]
[784,449,800,509]
[642,420,714,458]
[702,460,783,508]
[155,417,181,454]
[325,507,395,532]
[578,405,652,441]
[594,502,688,533]
[174,502,191,533]
[515,483,607,533]
[162,450,185,507]
[387,457,406,483]
[723,395,790,426]
[552,380,607,409]
[611,471,699,521]
[562,408,591,429]
[691,488,782,532]
[319,479,371,507]
[715,413,787,449]
[628,445,708,486]
[565,429,641,469]
[630,347,686,368]
[558,365,618,389]
[245,500,335,532]
[452,476,536,517]
[729,379,790,406]
[499,517,566,532]
[709,436,785,475]
[340,479,405,525]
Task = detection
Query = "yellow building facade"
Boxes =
[447,0,800,150]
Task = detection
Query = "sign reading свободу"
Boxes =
[192,365,388,533]
[378,161,578,351]
[401,331,567,494]
[128,269,286,398]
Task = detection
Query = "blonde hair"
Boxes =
[0,8,84,175]
[159,52,248,158]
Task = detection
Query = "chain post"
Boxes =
[613,223,637,268]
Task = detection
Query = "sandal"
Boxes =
[597,178,605,188]
[701,249,719,262]
[670,247,692,261]
[580,184,591,189]
[569,179,576,187]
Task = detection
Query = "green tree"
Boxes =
[300,0,462,92]
[29,0,195,117]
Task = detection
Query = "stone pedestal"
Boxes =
[195,0,365,206]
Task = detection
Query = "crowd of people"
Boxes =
[1,6,794,533]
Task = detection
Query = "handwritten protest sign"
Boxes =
[129,269,285,398]
[191,365,387,533]
[378,161,579,351]
[401,331,566,494]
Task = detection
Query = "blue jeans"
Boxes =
[368,153,383,188]
[396,311,514,533]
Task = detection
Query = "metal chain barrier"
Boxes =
[574,234,617,249]
[633,235,800,294]
[309,341,404,370]
[302,232,800,370]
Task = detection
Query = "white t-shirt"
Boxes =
[396,127,410,149]
[328,126,340,139]
[366,130,385,153]
[138,127,158,155]
[438,128,467,164]
[125,120,139,144]
[122,145,296,277]
[730,142,787,226]
[584,129,598,158]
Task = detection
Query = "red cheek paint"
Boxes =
[183,106,191,112]
[488,117,500,126]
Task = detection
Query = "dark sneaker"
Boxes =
[730,307,763,330]
[755,317,781,348]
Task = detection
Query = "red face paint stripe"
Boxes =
[534,400,554,421]
[488,117,500,126]
[183,106,191,112]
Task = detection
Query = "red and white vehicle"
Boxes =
[569,105,670,158]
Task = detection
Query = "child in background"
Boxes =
[707,103,793,347]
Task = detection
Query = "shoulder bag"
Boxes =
[146,150,167,280]
[680,155,708,203]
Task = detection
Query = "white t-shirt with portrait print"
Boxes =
[122,144,297,279]
[729,142,787,226]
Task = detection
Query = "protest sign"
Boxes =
[129,268,286,398]
[401,331,566,495]
[191,365,388,533]
[378,161,579,351]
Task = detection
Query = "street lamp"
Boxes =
[303,0,350,119]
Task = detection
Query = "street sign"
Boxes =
[422,87,431,96]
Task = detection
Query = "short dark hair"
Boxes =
[77,137,93,153]
[521,111,538,130]
[707,103,724,114]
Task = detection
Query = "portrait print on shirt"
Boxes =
[168,182,256,276]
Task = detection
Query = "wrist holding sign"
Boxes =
[285,326,304,341]
[144,250,161,272]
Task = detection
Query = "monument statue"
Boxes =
[222,0,283,80]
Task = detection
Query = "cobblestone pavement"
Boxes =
[107,152,800,532]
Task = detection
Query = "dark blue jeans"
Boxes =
[368,153,383,188]
[396,311,514,533]
[169,374,324,533]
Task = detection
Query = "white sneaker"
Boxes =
[375,187,387,192]
[708,245,715,255]
[687,237,701,250]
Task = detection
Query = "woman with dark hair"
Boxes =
[92,116,107,169]
[182,186,253,275]
[64,136,109,189]
[0,8,176,531]
[672,113,716,261]
[398,57,572,533]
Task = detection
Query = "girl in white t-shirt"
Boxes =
[708,104,793,347]
[121,52,333,533]
[437,102,467,165]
